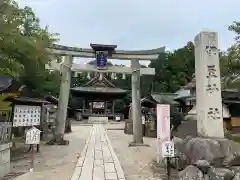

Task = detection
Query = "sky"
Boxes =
[16,0,240,66]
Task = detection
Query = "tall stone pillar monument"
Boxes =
[194,31,224,138]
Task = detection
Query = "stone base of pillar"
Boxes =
[128,142,150,147]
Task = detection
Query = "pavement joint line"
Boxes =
[71,126,94,180]
[79,126,96,180]
[76,127,94,167]
[104,131,126,180]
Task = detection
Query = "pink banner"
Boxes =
[157,104,170,142]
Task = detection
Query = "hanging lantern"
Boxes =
[122,73,126,80]
[114,73,117,80]
[87,72,91,79]
[111,72,114,80]
[74,72,78,78]
[99,73,103,80]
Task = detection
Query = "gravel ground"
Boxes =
[3,125,92,180]
[106,122,177,180]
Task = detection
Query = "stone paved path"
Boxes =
[106,123,171,180]
[71,124,126,180]
[12,125,91,180]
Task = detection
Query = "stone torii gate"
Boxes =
[46,44,165,145]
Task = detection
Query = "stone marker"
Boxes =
[194,31,224,138]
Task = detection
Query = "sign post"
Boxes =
[156,104,171,163]
[25,127,41,172]
[157,104,175,179]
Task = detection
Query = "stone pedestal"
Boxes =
[0,143,12,179]
[145,122,157,138]
[76,112,82,121]
[88,116,108,124]
[194,31,224,138]
[124,120,133,134]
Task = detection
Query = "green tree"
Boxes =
[220,21,240,90]
[0,0,25,77]
[228,21,240,63]
[149,42,195,93]
[0,0,60,96]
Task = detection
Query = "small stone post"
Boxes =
[194,31,224,138]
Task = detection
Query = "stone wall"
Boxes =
[0,143,12,179]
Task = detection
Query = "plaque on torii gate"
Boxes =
[90,43,117,70]
[46,43,165,146]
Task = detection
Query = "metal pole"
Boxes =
[55,55,73,142]
[130,59,143,145]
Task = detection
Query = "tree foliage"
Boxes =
[1,0,239,100]
[220,21,240,90]
[149,42,195,93]
[0,0,60,97]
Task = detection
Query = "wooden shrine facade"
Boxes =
[71,73,128,119]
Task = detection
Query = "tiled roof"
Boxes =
[72,73,127,94]
[4,96,50,104]
[83,73,115,88]
[150,93,179,105]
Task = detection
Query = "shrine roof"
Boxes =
[4,96,50,105]
[72,73,127,94]
[71,86,127,94]
[150,93,180,106]
[83,73,115,88]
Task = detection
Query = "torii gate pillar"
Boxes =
[55,55,73,143]
[129,59,147,146]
